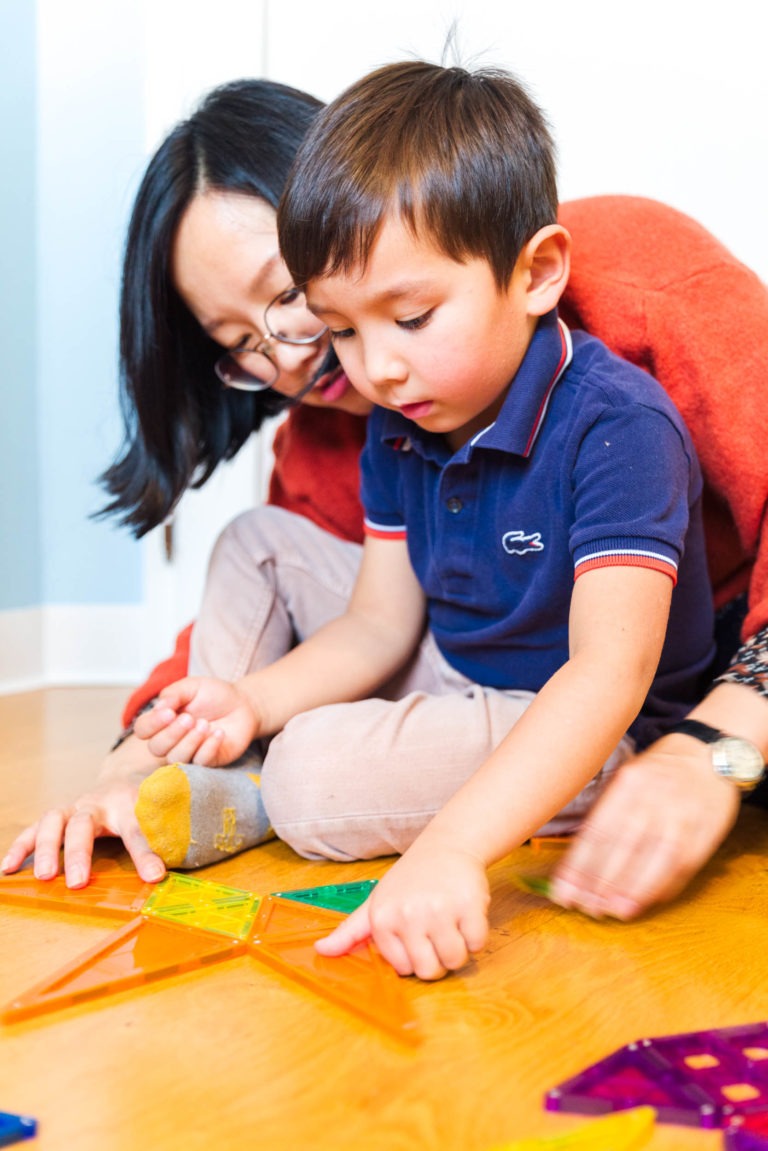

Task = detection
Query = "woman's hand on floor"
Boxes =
[549,738,740,919]
[1,736,167,888]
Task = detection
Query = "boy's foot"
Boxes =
[135,759,273,869]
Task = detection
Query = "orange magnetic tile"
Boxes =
[249,894,347,942]
[529,835,573,854]
[1,877,420,1043]
[247,896,419,1044]
[0,870,152,919]
[252,936,419,1044]
[2,915,245,1023]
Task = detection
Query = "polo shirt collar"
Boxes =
[378,308,572,461]
[473,309,572,457]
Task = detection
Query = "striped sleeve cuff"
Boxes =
[363,517,408,541]
[573,537,679,585]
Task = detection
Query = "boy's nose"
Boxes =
[363,344,408,389]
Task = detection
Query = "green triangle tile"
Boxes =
[273,879,377,914]
[512,873,554,899]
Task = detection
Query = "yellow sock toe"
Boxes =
[136,764,192,868]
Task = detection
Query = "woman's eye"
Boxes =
[329,327,355,341]
[397,310,433,331]
[276,287,302,306]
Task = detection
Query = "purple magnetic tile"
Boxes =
[545,1041,720,1127]
[653,1024,768,1085]
[546,1022,768,1130]
[726,1131,768,1151]
[726,1112,768,1149]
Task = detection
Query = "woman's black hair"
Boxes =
[98,79,323,536]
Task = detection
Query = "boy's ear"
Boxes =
[520,225,571,316]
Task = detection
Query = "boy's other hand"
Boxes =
[133,676,259,766]
[316,839,489,980]
[549,741,739,919]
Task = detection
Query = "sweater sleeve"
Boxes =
[268,406,367,545]
[559,194,768,641]
[121,622,193,728]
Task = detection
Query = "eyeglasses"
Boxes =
[214,287,328,393]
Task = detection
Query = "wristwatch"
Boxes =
[669,719,766,791]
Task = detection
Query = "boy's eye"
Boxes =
[397,310,433,331]
[329,327,355,341]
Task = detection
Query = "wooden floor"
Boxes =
[2,687,768,1150]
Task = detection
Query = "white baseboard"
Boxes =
[0,604,151,695]
[0,608,44,693]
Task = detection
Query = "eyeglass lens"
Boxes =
[264,288,327,344]
[214,287,327,392]
[214,347,277,391]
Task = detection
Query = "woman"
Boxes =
[3,79,767,921]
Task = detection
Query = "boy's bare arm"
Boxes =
[135,536,426,763]
[241,534,426,734]
[319,564,674,978]
[424,564,673,863]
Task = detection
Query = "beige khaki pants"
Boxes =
[192,507,632,861]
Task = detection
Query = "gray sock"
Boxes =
[135,753,273,869]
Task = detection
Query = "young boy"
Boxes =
[135,62,715,980]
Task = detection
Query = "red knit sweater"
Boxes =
[122,196,768,726]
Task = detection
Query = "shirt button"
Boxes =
[446,497,463,514]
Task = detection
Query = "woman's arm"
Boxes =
[552,662,768,920]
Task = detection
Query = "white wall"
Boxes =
[268,0,768,280]
[1,0,765,694]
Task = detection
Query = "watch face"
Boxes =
[712,737,766,788]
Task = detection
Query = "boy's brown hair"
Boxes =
[278,60,558,291]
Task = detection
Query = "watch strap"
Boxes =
[669,719,725,745]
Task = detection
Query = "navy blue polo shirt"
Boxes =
[360,308,715,747]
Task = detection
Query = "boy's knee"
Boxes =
[211,505,291,571]
[260,709,360,860]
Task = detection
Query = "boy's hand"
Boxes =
[316,839,490,980]
[133,676,260,766]
[549,740,739,919]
